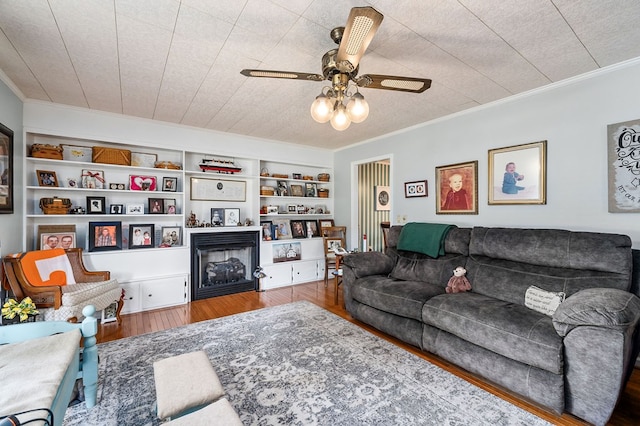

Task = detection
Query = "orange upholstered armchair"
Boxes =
[2,248,124,323]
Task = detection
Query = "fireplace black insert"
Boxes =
[190,230,259,300]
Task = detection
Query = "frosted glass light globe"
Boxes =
[310,94,334,123]
[330,103,351,131]
[346,92,369,123]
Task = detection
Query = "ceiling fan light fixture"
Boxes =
[310,92,334,123]
[346,91,369,123]
[330,103,351,131]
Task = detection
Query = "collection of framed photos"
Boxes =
[36,169,178,193]
[274,180,323,197]
[84,196,177,215]
[261,218,334,241]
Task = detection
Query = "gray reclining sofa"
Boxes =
[342,224,640,425]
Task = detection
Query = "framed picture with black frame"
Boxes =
[261,220,273,241]
[149,198,164,214]
[129,224,155,249]
[0,122,14,214]
[88,221,122,252]
[290,220,307,238]
[86,196,106,214]
[160,226,182,247]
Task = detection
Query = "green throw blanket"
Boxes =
[397,223,455,258]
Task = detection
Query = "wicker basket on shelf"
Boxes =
[272,173,289,179]
[317,188,329,198]
[39,197,72,214]
[317,173,330,182]
[260,186,276,196]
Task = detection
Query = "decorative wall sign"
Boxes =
[375,186,390,211]
[190,177,246,201]
[608,119,640,212]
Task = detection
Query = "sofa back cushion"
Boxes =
[467,227,632,305]
[387,227,471,286]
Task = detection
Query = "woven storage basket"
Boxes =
[39,197,71,214]
[272,173,289,179]
[92,146,132,166]
[154,161,182,170]
[318,189,329,198]
[31,144,63,160]
[317,173,330,182]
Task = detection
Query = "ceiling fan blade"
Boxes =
[336,6,383,73]
[355,74,432,93]
[240,69,323,82]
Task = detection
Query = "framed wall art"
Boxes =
[81,169,105,189]
[436,161,478,215]
[130,175,157,191]
[261,221,274,241]
[126,203,144,215]
[109,204,124,214]
[319,219,335,228]
[290,220,307,238]
[190,177,245,201]
[404,180,428,198]
[129,224,154,248]
[211,208,225,226]
[86,196,106,214]
[162,176,177,192]
[272,242,301,263]
[37,224,77,250]
[607,119,640,212]
[160,226,182,247]
[488,141,547,205]
[0,122,12,213]
[149,198,164,214]
[224,208,240,226]
[88,221,122,252]
[36,170,58,187]
[272,218,292,240]
[375,186,390,211]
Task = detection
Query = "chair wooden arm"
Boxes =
[65,248,110,282]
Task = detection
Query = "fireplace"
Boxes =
[190,230,259,300]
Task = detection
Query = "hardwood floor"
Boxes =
[97,281,640,426]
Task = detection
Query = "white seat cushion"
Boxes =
[153,350,224,420]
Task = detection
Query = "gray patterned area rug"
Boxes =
[64,301,550,425]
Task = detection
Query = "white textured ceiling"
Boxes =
[1,0,639,150]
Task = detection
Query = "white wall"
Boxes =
[0,77,23,254]
[23,101,332,167]
[333,58,640,248]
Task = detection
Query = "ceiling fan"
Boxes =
[240,6,432,131]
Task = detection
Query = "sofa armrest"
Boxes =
[552,288,640,337]
[341,252,395,278]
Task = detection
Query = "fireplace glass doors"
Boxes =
[190,230,259,300]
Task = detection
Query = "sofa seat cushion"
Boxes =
[388,250,468,286]
[351,275,445,321]
[422,293,563,374]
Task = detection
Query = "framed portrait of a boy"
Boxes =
[488,141,547,205]
[435,161,478,215]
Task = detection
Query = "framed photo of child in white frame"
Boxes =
[488,141,547,205]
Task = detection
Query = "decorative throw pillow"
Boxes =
[19,249,76,286]
[525,286,565,316]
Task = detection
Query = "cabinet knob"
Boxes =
[148,294,152,297]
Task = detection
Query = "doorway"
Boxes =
[351,155,391,252]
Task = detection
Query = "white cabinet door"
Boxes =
[140,275,187,311]
[261,263,293,290]
[119,282,140,315]
[292,260,319,284]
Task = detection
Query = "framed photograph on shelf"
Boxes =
[86,196,106,214]
[211,208,225,226]
[287,204,297,214]
[224,208,240,226]
[305,182,318,197]
[190,177,245,201]
[290,220,306,238]
[109,204,124,214]
[164,199,177,214]
[276,180,289,196]
[0,123,14,214]
[305,220,319,237]
[260,221,274,241]
[36,170,58,187]
[81,169,105,189]
[375,186,391,211]
[436,160,478,215]
[129,175,157,191]
[319,219,335,228]
[88,221,122,252]
[160,226,182,247]
[290,184,304,197]
[272,242,301,263]
[129,224,154,249]
[162,177,177,192]
[272,218,292,240]
[404,180,428,198]
[37,224,76,250]
[488,141,547,205]
[149,198,164,214]
[101,301,118,324]
[126,203,144,215]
